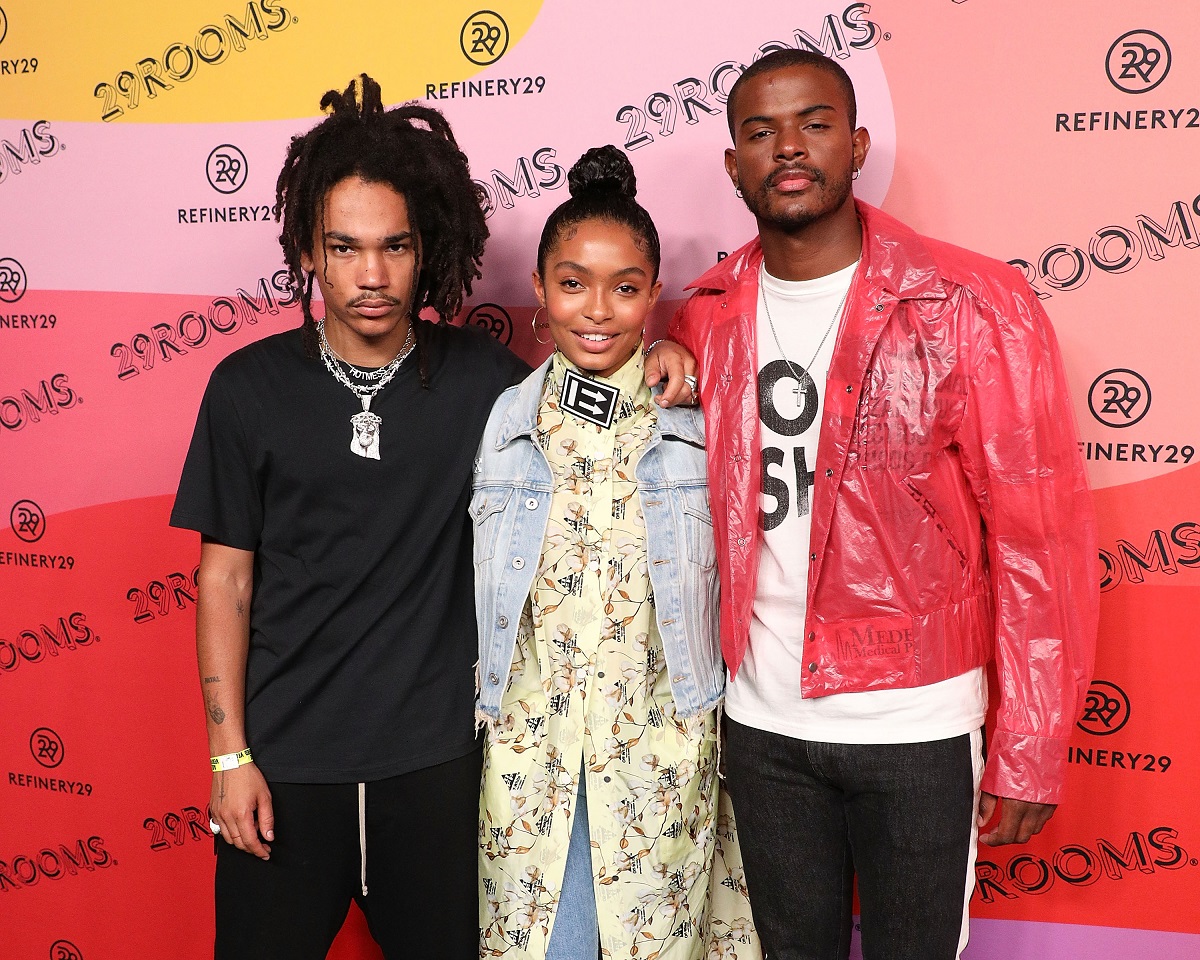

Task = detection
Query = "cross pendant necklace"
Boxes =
[759,263,853,399]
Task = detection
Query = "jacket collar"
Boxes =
[494,355,553,448]
[684,199,948,303]
[493,355,705,449]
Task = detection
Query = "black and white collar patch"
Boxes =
[560,368,620,429]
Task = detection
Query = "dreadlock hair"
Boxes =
[274,74,489,387]
[726,49,858,138]
[536,145,661,283]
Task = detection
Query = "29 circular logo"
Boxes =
[10,499,46,543]
[1106,30,1172,94]
[31,727,65,768]
[460,10,509,66]
[0,7,8,46]
[465,302,513,346]
[1088,368,1151,428]
[0,256,27,303]
[206,144,248,194]
[50,941,84,960]
[1076,680,1131,736]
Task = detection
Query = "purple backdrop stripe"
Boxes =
[963,919,1200,959]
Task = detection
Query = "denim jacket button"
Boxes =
[512,557,525,569]
[807,662,818,672]
[489,673,500,684]
[497,615,509,628]
[825,468,833,478]
[525,497,538,509]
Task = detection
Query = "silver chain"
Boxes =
[317,319,415,407]
[759,262,852,393]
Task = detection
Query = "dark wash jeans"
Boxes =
[725,718,982,960]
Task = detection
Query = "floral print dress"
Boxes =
[479,353,759,960]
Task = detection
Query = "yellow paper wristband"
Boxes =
[210,748,253,772]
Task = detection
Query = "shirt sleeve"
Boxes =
[501,340,534,387]
[479,330,533,390]
[667,299,698,357]
[169,367,263,552]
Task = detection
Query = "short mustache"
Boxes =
[348,293,403,306]
[765,165,825,188]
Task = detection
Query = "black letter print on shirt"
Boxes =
[758,360,818,437]
[759,360,819,531]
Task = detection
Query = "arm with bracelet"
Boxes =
[197,537,274,860]
[211,747,254,771]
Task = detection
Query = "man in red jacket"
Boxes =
[669,50,1098,959]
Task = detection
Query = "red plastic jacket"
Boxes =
[669,201,1098,804]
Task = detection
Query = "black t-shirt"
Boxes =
[170,323,530,782]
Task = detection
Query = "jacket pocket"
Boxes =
[899,479,969,572]
[680,486,717,571]
[470,486,514,563]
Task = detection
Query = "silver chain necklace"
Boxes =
[317,318,416,460]
[759,262,853,399]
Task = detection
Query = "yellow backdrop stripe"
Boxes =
[2,0,544,122]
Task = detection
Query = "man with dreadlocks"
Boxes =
[171,76,516,959]
[172,74,697,959]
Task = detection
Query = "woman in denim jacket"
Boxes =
[472,147,754,960]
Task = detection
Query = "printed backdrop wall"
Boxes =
[2,1,1198,957]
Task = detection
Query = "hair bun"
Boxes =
[319,73,385,120]
[567,145,637,200]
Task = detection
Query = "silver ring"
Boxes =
[682,374,698,392]
[209,819,221,835]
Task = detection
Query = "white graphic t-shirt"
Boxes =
[724,262,987,744]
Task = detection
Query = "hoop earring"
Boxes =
[531,306,552,345]
[852,168,860,180]
[735,186,744,198]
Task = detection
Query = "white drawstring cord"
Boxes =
[358,781,368,896]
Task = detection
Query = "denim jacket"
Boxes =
[473,356,723,721]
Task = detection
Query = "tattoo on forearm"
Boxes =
[235,599,245,618]
[203,676,220,684]
[206,695,226,725]
[218,772,226,801]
